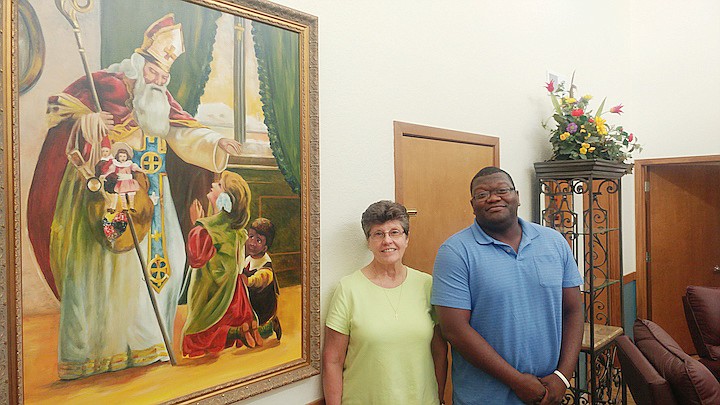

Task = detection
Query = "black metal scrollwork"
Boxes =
[536,169,626,404]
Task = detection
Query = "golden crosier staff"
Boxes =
[55,0,103,182]
[54,0,177,366]
[55,0,101,111]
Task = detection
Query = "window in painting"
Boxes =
[196,14,274,165]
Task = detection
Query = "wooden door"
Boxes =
[394,121,499,274]
[644,162,720,353]
[394,121,499,405]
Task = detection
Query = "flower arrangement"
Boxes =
[542,77,641,162]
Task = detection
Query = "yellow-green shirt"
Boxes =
[326,267,438,405]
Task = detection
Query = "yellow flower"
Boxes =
[589,147,596,152]
[579,147,588,155]
[582,94,593,100]
[595,116,608,135]
[564,97,577,104]
[559,132,570,141]
[582,142,591,149]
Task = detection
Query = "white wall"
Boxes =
[243,0,720,403]
[621,0,720,274]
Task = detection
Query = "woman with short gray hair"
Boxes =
[322,200,447,404]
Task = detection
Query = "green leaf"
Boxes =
[550,93,562,115]
[596,97,607,116]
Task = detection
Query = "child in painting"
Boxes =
[100,146,145,212]
[182,171,263,357]
[243,218,282,340]
[94,136,118,212]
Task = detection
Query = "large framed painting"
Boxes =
[0,0,319,403]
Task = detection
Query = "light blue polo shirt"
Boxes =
[431,218,582,405]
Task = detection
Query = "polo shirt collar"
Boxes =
[471,217,540,247]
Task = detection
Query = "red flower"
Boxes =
[610,104,624,114]
[588,117,594,123]
[571,108,584,117]
[545,80,555,92]
[628,133,634,142]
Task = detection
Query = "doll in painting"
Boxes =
[100,144,146,212]
[94,136,118,212]
[243,217,282,340]
[182,171,263,357]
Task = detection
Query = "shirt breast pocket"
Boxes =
[533,255,563,288]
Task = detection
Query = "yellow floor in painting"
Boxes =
[22,285,302,405]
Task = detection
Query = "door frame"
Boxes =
[393,121,500,203]
[634,154,720,319]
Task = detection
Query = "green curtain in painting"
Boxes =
[99,1,220,115]
[253,22,301,195]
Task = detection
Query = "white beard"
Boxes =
[133,78,171,137]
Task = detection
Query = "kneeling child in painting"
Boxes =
[243,217,282,341]
[182,171,263,357]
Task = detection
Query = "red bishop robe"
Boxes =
[27,71,213,298]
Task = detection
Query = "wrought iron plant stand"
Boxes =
[534,160,631,405]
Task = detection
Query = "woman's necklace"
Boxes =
[383,282,404,320]
[369,264,406,320]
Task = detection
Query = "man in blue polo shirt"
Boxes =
[432,166,583,404]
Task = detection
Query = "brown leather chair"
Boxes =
[616,335,678,405]
[682,285,720,380]
[626,319,720,404]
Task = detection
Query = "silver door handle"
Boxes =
[714,265,720,273]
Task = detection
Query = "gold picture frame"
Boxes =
[0,0,319,403]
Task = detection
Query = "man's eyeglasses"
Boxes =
[472,187,516,201]
[369,229,406,241]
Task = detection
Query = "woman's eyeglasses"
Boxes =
[369,229,405,241]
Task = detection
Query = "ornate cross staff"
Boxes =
[55,0,177,366]
[55,0,101,111]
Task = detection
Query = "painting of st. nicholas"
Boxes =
[19,0,304,403]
